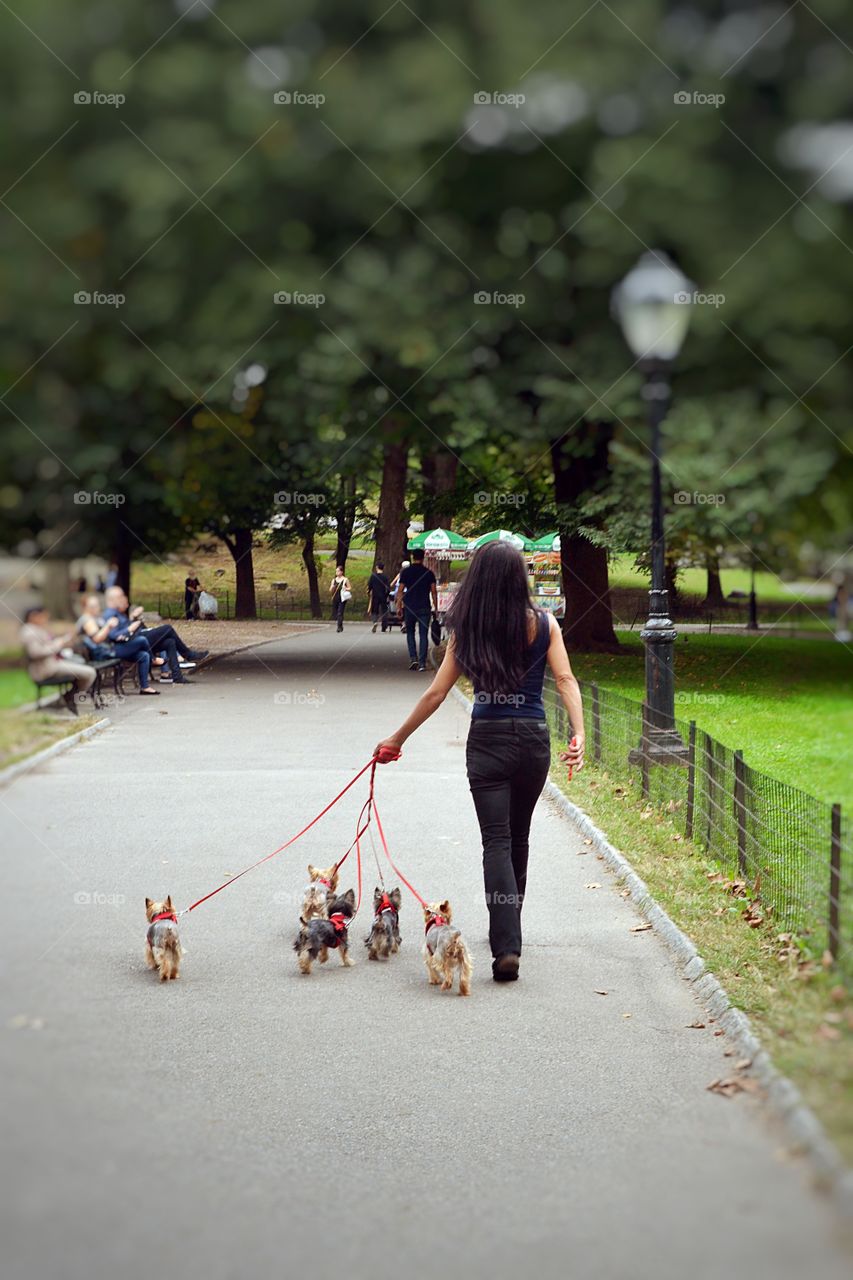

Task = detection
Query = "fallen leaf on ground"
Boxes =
[713,1029,724,1037]
[816,1023,841,1042]
[829,985,846,1003]
[583,838,593,846]
[594,989,608,996]
[686,1021,705,1029]
[630,923,652,933]
[623,1013,632,1018]
[620,888,630,898]
[585,882,602,890]
[735,1058,752,1070]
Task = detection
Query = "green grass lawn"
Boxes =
[0,668,37,710]
[608,553,834,609]
[572,633,853,811]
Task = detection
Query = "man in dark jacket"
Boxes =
[368,561,390,633]
[397,550,437,671]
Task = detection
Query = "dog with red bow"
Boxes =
[145,896,184,982]
[294,888,356,974]
[364,886,402,960]
[423,900,472,996]
[300,863,340,925]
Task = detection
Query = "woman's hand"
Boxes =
[374,736,402,763]
[558,735,585,772]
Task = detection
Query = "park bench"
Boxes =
[32,657,133,714]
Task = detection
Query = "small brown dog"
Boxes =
[294,888,356,974]
[145,896,183,981]
[423,900,472,996]
[300,863,340,924]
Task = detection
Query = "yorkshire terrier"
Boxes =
[300,863,340,924]
[423,900,472,996]
[145,896,183,982]
[364,886,402,960]
[294,888,356,974]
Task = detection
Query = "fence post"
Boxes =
[591,683,601,763]
[685,719,696,840]
[640,703,650,800]
[734,750,747,877]
[704,734,715,850]
[829,803,841,960]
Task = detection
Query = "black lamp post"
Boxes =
[612,252,693,765]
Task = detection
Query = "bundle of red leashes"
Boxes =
[175,745,429,922]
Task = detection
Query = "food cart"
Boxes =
[526,532,565,618]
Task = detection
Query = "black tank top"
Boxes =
[471,610,550,721]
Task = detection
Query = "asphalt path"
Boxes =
[1,624,849,1280]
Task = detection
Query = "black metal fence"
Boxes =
[140,592,325,621]
[543,675,850,977]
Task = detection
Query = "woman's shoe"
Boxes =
[492,954,520,982]
[139,686,161,695]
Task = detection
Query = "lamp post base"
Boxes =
[629,728,690,767]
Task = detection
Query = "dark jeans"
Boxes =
[371,600,389,629]
[403,606,431,665]
[112,635,152,688]
[466,718,552,959]
[332,596,347,629]
[140,624,191,678]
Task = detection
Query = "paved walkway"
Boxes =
[1,625,849,1280]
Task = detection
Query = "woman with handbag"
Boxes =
[329,565,352,633]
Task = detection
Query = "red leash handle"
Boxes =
[182,758,375,915]
[566,735,577,781]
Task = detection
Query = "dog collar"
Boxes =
[329,912,348,933]
[150,911,177,924]
[425,914,446,933]
[377,894,396,914]
[316,877,332,889]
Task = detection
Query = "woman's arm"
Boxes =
[375,642,463,755]
[545,614,585,770]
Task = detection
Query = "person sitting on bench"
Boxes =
[76,595,160,696]
[102,587,207,685]
[19,605,96,713]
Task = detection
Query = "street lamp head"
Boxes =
[611,251,695,364]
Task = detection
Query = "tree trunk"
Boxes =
[704,555,725,607]
[550,422,619,652]
[375,424,408,574]
[334,475,357,568]
[114,514,132,598]
[302,530,322,619]
[422,447,459,529]
[40,557,72,619]
[223,527,257,619]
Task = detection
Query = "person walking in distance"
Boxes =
[376,541,585,982]
[397,549,437,671]
[368,561,390,633]
[329,565,352,633]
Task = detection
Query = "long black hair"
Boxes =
[447,541,542,694]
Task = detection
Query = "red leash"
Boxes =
[372,799,429,909]
[180,758,376,916]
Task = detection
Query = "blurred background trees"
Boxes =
[1,1,850,634]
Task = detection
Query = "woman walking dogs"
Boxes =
[329,565,352,633]
[376,541,585,983]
